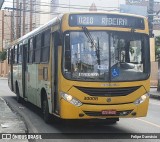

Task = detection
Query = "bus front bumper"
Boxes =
[60,97,149,119]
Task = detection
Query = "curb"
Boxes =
[0,77,8,80]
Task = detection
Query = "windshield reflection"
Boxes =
[63,31,149,82]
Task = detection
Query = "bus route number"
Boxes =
[78,16,94,25]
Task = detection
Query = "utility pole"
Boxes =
[23,0,26,36]
[19,2,22,38]
[16,0,19,39]
[11,11,14,41]
[2,10,4,51]
[12,0,15,41]
[148,0,154,37]
[30,0,32,32]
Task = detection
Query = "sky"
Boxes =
[1,0,160,12]
[2,0,125,10]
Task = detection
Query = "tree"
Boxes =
[155,36,160,91]
[0,50,7,62]
[155,36,160,58]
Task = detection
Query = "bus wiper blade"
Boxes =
[96,37,101,66]
[82,27,94,47]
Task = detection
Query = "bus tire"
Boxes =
[16,84,22,103]
[42,96,52,123]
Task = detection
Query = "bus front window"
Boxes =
[63,31,150,82]
[63,31,110,81]
[110,32,150,81]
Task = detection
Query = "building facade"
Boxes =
[0,10,11,77]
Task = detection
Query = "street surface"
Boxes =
[0,79,160,142]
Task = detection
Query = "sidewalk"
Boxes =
[0,97,28,141]
[149,87,160,99]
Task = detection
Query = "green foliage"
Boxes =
[155,36,160,58]
[0,50,7,61]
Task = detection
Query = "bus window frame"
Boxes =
[34,33,42,64]
[40,29,51,64]
[17,43,23,65]
[28,37,35,64]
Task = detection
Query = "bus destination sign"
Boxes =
[69,14,144,29]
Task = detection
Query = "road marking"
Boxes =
[136,118,160,128]
[149,102,160,106]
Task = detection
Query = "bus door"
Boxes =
[10,49,14,91]
[22,43,28,99]
[51,32,61,114]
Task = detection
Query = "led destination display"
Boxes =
[69,14,145,29]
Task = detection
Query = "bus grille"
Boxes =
[83,110,133,116]
[75,86,140,97]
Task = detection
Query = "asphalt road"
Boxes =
[0,79,160,142]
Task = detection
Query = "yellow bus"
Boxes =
[8,12,150,123]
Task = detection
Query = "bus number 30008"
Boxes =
[84,97,98,100]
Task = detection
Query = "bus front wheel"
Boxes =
[42,97,52,123]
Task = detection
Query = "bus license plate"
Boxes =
[102,110,116,115]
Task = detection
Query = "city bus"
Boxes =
[8,12,150,123]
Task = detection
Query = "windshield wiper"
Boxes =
[81,27,101,65]
[95,37,101,66]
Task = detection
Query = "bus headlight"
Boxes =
[60,92,82,107]
[133,93,149,105]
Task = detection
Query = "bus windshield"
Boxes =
[63,31,150,82]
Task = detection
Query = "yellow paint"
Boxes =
[38,64,49,81]
[60,97,150,119]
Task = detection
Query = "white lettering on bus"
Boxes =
[78,16,94,25]
[79,73,99,77]
[101,18,128,26]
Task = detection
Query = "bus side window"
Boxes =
[18,44,22,64]
[17,44,21,64]
[35,34,41,63]
[41,29,50,63]
[12,46,15,64]
[28,38,34,63]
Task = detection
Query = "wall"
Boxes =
[0,60,8,77]
[0,10,11,77]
